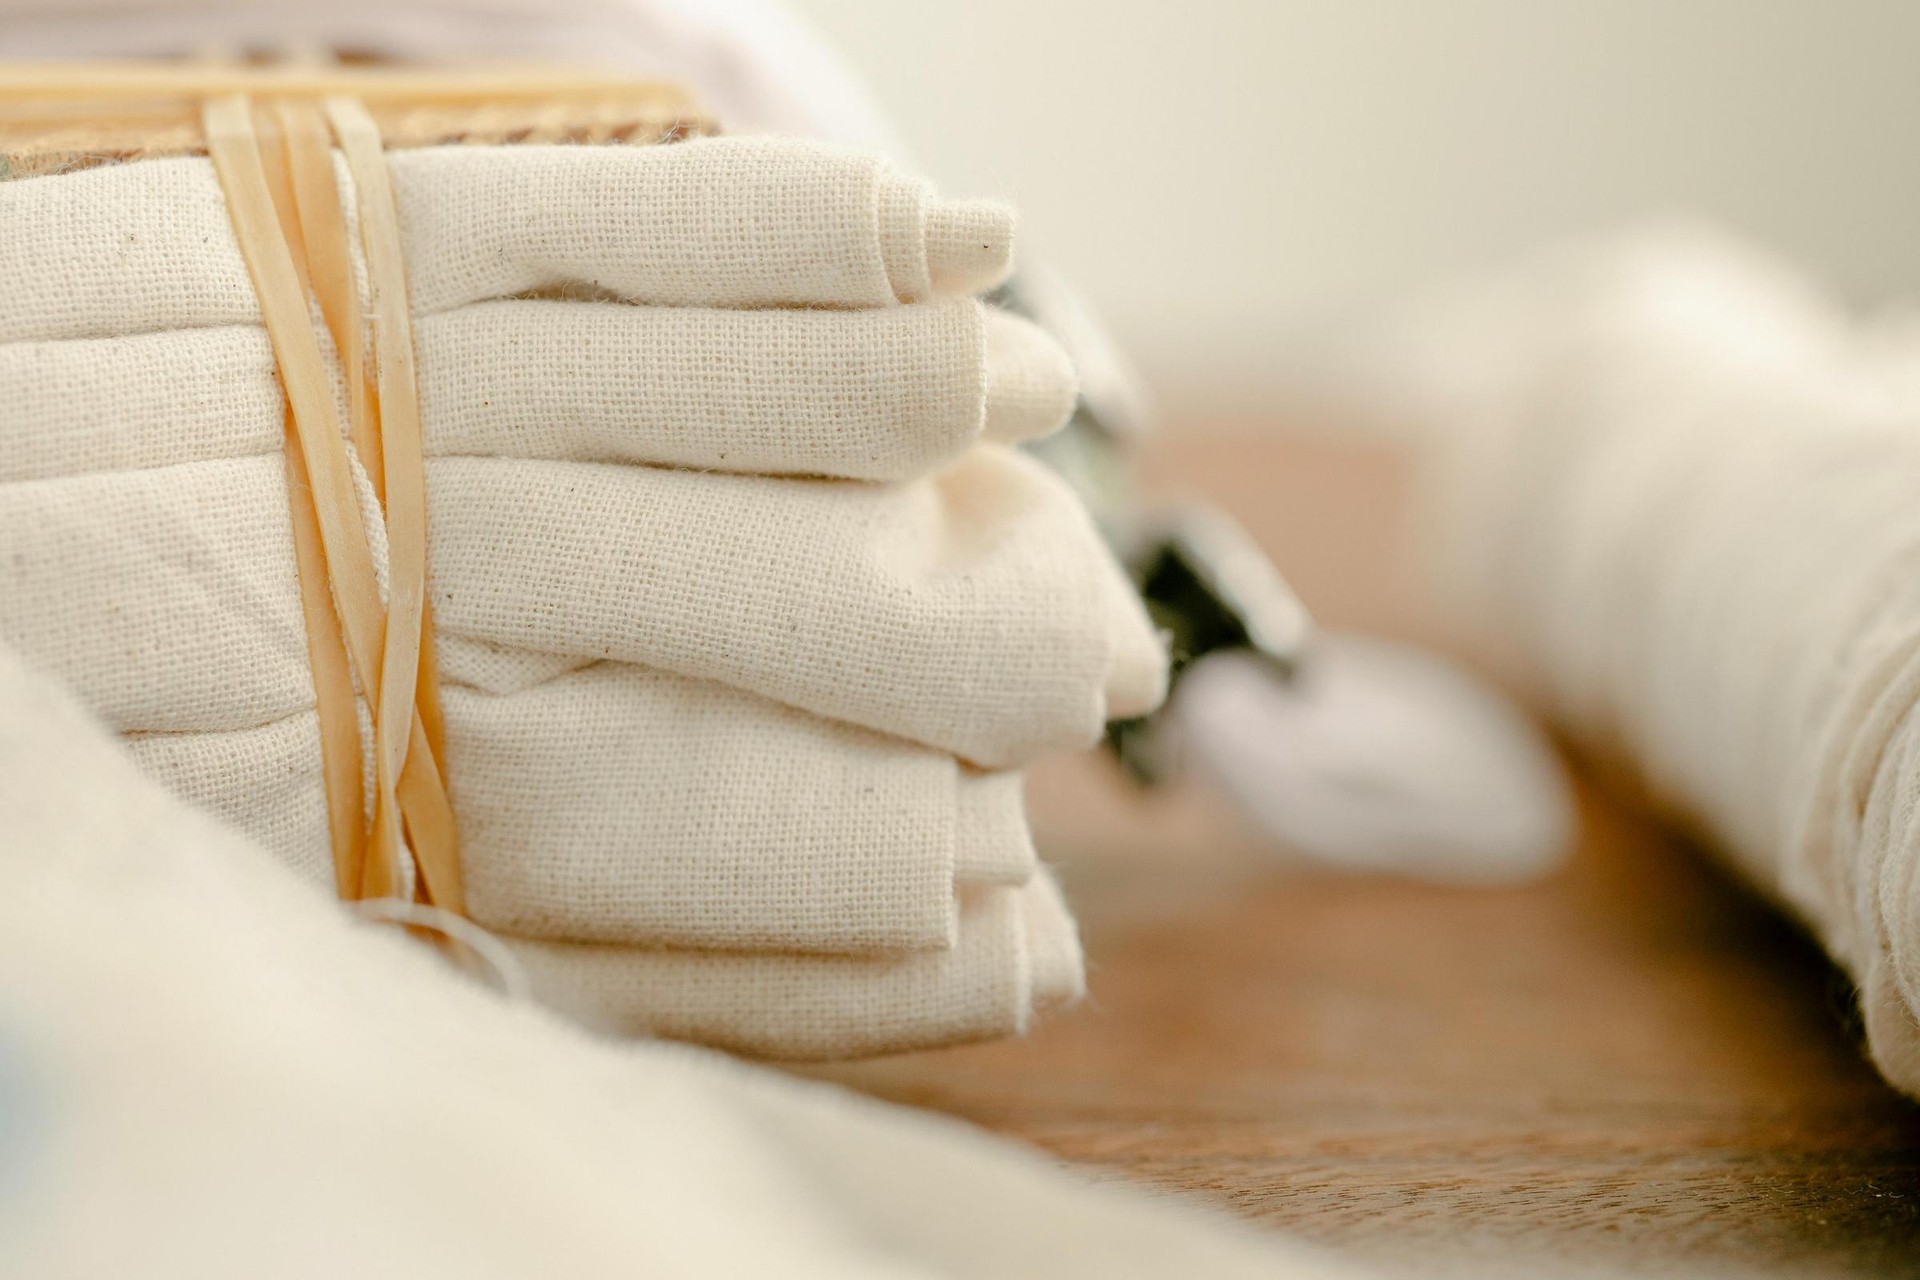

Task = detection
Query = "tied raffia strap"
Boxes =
[0,65,711,914]
[203,93,460,910]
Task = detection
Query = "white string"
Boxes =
[353,896,533,1003]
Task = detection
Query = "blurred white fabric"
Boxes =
[1376,225,1920,1096]
[1178,639,1573,884]
[0,638,1346,1279]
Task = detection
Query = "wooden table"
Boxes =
[814,432,1920,1278]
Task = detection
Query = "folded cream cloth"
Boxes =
[0,638,1347,1279]
[0,135,1168,1056]
[0,137,1157,766]
[1382,228,1920,1095]
[0,135,1016,337]
[3,297,1074,485]
[126,647,1078,1058]
[128,665,1040,949]
[514,874,1086,1060]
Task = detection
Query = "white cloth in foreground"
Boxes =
[0,135,1167,1058]
[0,641,1349,1279]
[1378,227,1920,1095]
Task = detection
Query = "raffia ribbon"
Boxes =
[204,91,459,908]
[0,65,707,913]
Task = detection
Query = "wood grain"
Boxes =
[813,431,1920,1277]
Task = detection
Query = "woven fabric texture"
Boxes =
[0,298,1072,485]
[0,135,1168,1058]
[129,663,1039,951]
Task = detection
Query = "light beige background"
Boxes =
[794,0,1920,417]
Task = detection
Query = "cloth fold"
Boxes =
[514,875,1081,1061]
[0,297,1071,484]
[0,136,1012,342]
[129,663,1039,952]
[0,444,1156,764]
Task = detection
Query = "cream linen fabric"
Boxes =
[0,639,1349,1279]
[0,299,1071,485]
[0,136,1011,340]
[0,137,1168,1058]
[513,875,1085,1060]
[0,441,1157,758]
[1385,229,1920,1095]
[127,669,1038,951]
[0,390,1151,768]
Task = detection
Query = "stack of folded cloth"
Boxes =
[0,130,1168,1059]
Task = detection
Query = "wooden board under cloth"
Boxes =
[0,62,714,180]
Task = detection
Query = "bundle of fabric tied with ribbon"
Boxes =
[0,62,1167,1060]
[1376,227,1920,1096]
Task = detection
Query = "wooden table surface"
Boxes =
[813,432,1920,1278]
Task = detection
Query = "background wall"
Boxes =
[791,0,1920,418]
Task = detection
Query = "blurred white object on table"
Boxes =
[1176,637,1575,884]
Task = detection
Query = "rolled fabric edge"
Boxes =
[124,690,1052,959]
[927,197,1014,298]
[877,173,1014,303]
[982,306,1079,446]
[877,170,933,303]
